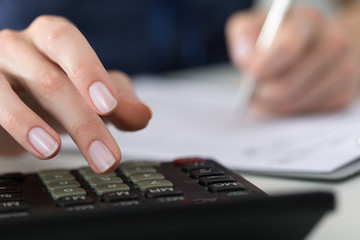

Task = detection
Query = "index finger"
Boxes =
[25,15,118,115]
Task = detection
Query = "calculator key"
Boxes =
[88,176,123,187]
[56,195,94,208]
[0,193,23,202]
[121,167,157,177]
[101,191,138,202]
[137,179,173,192]
[80,171,116,180]
[50,187,87,200]
[129,173,165,183]
[0,186,20,193]
[94,183,130,196]
[41,173,75,184]
[198,175,235,186]
[208,182,245,193]
[77,166,92,174]
[189,168,225,179]
[181,161,215,172]
[145,187,182,198]
[119,160,161,169]
[46,180,81,191]
[38,169,70,177]
[173,157,206,166]
[0,201,28,213]
[0,179,17,187]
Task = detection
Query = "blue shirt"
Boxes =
[0,0,253,75]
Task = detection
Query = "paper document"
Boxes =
[61,66,360,180]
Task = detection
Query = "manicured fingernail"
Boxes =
[88,140,116,172]
[28,127,58,157]
[233,38,252,64]
[89,81,117,114]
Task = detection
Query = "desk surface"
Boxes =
[1,63,360,239]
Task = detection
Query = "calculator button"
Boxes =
[46,180,81,191]
[80,171,116,180]
[50,187,87,200]
[88,176,123,187]
[189,168,225,179]
[198,175,235,186]
[41,173,75,184]
[38,169,70,177]
[0,201,28,213]
[56,195,94,208]
[121,167,157,177]
[208,182,246,193]
[129,173,165,183]
[101,191,138,202]
[0,186,21,193]
[181,162,216,172]
[173,157,206,166]
[145,187,182,198]
[0,179,17,187]
[119,160,161,169]
[94,183,130,196]
[137,179,173,192]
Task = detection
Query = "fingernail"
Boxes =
[88,140,116,172]
[232,38,253,65]
[89,81,117,114]
[28,127,58,157]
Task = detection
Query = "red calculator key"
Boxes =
[173,157,206,166]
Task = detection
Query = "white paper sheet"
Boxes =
[61,67,360,176]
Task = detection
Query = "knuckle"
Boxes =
[4,110,25,132]
[37,70,66,100]
[73,120,98,140]
[69,59,99,78]
[31,15,70,29]
[46,22,74,47]
[0,29,18,52]
[30,15,75,49]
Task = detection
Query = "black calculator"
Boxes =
[0,157,334,239]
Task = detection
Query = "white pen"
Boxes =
[235,0,293,113]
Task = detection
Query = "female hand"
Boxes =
[0,15,152,173]
[226,6,360,115]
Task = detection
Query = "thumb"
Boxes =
[106,70,152,131]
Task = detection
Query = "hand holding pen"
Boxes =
[226,1,359,116]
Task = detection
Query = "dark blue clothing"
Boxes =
[0,0,253,75]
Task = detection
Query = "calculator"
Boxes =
[0,157,334,239]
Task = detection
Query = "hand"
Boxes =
[226,6,360,115]
[0,15,152,173]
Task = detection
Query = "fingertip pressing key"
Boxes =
[88,140,117,173]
